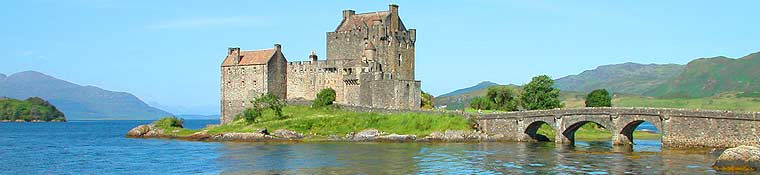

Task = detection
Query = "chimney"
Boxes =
[343,9,355,19]
[228,47,241,65]
[409,29,416,42]
[309,50,318,62]
[274,44,281,51]
[389,4,399,31]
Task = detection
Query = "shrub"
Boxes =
[420,91,434,109]
[236,108,262,123]
[313,88,336,108]
[585,89,612,107]
[154,116,184,128]
[520,75,563,110]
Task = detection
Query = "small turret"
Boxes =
[389,4,399,31]
[309,50,318,62]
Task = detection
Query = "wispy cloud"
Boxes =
[145,16,271,29]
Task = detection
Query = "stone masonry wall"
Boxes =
[476,107,760,148]
[326,24,415,80]
[221,65,267,124]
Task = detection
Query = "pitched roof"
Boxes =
[221,49,275,66]
[336,11,406,32]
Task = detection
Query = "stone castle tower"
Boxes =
[220,4,420,124]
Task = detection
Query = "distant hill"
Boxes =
[0,73,6,80]
[437,81,499,98]
[554,62,684,95]
[646,52,760,98]
[0,71,172,120]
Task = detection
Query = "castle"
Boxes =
[220,4,420,124]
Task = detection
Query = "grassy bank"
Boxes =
[161,105,472,137]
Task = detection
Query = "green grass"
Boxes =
[159,105,472,137]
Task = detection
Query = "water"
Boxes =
[0,120,724,174]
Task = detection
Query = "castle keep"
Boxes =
[220,5,420,124]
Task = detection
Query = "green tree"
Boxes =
[585,89,612,107]
[313,88,336,108]
[238,93,286,122]
[469,96,493,110]
[520,75,563,110]
[420,91,434,109]
[486,86,519,111]
[254,93,285,119]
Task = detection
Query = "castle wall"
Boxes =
[266,51,288,98]
[221,65,267,124]
[326,25,415,80]
[364,79,421,109]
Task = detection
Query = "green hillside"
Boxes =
[0,97,66,121]
[434,82,518,110]
[554,62,684,95]
[645,52,760,98]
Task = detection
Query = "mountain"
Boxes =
[646,52,760,98]
[554,62,684,95]
[0,73,6,80]
[0,71,172,120]
[438,81,499,98]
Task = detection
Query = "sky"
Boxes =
[1,0,758,115]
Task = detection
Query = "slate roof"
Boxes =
[336,11,406,32]
[221,49,275,66]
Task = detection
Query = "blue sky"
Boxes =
[1,0,758,115]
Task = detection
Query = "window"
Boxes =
[398,54,403,66]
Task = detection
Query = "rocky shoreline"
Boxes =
[126,124,492,143]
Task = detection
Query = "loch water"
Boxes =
[0,120,724,174]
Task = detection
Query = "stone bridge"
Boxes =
[475,107,760,148]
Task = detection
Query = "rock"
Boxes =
[210,132,274,141]
[257,128,269,135]
[422,130,488,142]
[126,124,164,137]
[712,145,760,171]
[188,130,211,140]
[377,134,416,142]
[273,129,304,139]
[348,129,383,141]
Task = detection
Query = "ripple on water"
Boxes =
[0,121,723,174]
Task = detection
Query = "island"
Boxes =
[0,97,66,122]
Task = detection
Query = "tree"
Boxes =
[486,86,519,111]
[585,89,612,107]
[520,75,563,110]
[238,93,286,122]
[313,88,336,108]
[420,91,434,109]
[469,96,492,110]
[253,93,285,119]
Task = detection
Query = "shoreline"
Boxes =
[1,120,66,122]
[126,123,664,144]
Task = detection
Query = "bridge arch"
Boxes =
[614,119,662,145]
[524,121,555,142]
[561,120,612,145]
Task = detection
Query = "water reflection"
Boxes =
[216,140,719,174]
